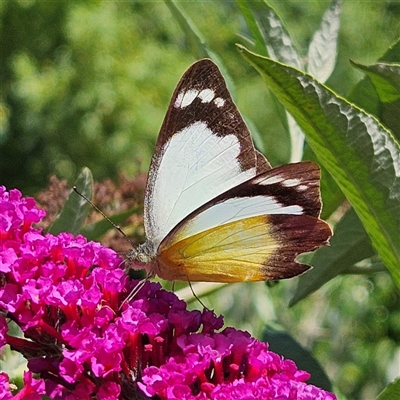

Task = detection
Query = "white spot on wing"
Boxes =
[214,97,225,108]
[254,175,308,191]
[198,89,215,103]
[282,178,301,187]
[254,175,284,185]
[174,89,199,108]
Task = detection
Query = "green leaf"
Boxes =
[262,324,332,391]
[78,207,140,241]
[350,60,400,103]
[236,0,305,161]
[164,0,208,59]
[348,39,400,140]
[375,377,400,400]
[287,112,305,163]
[236,0,267,57]
[302,144,345,219]
[307,0,341,83]
[237,0,302,69]
[242,114,266,155]
[345,256,386,274]
[377,38,400,64]
[290,208,375,305]
[350,60,400,143]
[48,167,93,235]
[238,46,400,288]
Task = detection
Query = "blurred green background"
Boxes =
[1,0,399,194]
[1,1,400,399]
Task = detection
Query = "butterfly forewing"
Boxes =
[144,60,265,253]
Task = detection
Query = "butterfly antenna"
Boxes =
[73,186,136,247]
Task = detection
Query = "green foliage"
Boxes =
[2,0,399,193]
[290,208,376,305]
[48,167,93,235]
[1,1,195,193]
[233,3,400,397]
[262,324,332,390]
[348,41,400,141]
[2,0,400,399]
[376,377,400,400]
[78,207,138,242]
[239,45,400,287]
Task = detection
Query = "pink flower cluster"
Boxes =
[0,186,336,399]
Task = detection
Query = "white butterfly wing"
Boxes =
[143,60,268,254]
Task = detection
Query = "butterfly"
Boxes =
[127,59,331,283]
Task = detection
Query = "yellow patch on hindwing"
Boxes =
[157,216,279,282]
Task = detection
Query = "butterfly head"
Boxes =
[126,242,156,276]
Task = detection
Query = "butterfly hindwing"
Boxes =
[157,214,329,282]
[155,162,331,282]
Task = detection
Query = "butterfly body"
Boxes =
[128,59,331,282]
